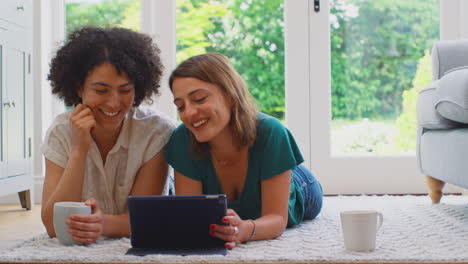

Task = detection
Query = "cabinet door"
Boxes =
[5,46,27,177]
[0,45,5,179]
[0,0,33,30]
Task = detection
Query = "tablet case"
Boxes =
[126,194,228,256]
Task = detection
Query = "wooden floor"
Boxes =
[0,204,45,250]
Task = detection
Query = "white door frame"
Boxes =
[140,0,177,120]
[440,0,468,40]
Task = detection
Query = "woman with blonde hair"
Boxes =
[165,53,322,248]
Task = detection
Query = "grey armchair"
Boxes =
[416,39,468,203]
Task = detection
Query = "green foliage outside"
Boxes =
[206,0,285,119]
[332,51,433,155]
[65,0,139,35]
[332,118,396,154]
[330,0,438,120]
[393,50,432,152]
[176,0,285,119]
[175,1,227,63]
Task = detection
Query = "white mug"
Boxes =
[340,210,383,252]
[53,202,92,246]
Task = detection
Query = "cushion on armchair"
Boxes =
[417,80,460,129]
[435,66,468,124]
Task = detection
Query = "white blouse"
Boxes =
[41,106,176,215]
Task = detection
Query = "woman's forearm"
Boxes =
[254,215,288,240]
[102,213,130,238]
[242,214,288,242]
[42,151,88,237]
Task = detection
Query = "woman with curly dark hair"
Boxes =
[41,27,176,244]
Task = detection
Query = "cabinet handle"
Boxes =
[17,5,24,11]
[11,100,16,108]
[3,100,11,108]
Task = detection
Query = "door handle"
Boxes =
[314,0,320,12]
[11,100,15,108]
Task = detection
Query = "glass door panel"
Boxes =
[176,0,286,121]
[65,0,141,35]
[330,0,439,156]
[302,0,440,194]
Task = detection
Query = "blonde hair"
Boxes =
[169,53,258,158]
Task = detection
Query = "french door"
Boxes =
[285,0,455,194]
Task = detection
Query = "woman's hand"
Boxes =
[209,209,254,249]
[65,198,104,244]
[70,104,96,154]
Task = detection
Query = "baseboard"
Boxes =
[458,186,468,195]
[0,175,43,205]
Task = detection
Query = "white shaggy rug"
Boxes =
[1,195,467,263]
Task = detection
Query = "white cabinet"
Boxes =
[0,0,33,209]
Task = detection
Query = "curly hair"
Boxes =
[48,27,164,107]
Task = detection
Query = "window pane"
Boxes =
[330,0,439,155]
[176,0,285,121]
[65,0,140,36]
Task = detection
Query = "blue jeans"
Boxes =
[292,164,323,220]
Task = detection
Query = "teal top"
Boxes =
[164,112,305,226]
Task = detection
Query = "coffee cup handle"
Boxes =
[377,212,383,232]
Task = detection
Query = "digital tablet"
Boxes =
[126,194,227,256]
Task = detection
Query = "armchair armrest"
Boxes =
[435,66,468,124]
[417,80,460,129]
